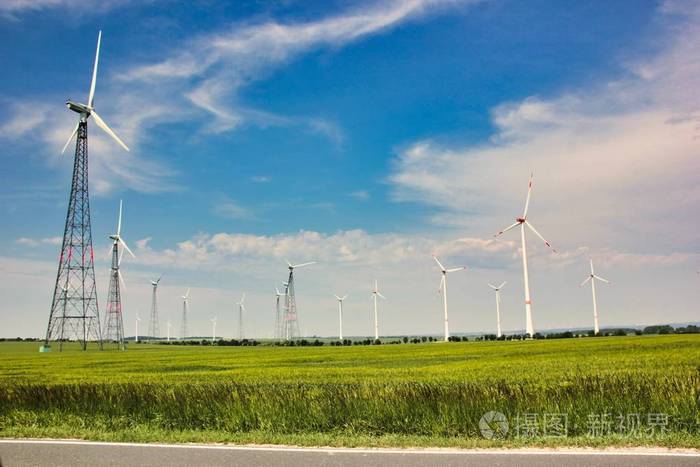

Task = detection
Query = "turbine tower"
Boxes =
[282,261,315,340]
[433,255,466,342]
[236,293,246,339]
[211,316,217,343]
[494,173,556,338]
[43,31,129,352]
[334,294,348,341]
[488,282,507,338]
[134,314,141,343]
[580,259,610,335]
[148,275,162,341]
[274,286,286,339]
[371,280,386,340]
[180,289,190,340]
[103,200,135,349]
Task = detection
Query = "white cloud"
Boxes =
[0,0,144,20]
[349,190,370,200]
[211,199,252,220]
[251,175,271,183]
[388,4,700,255]
[15,236,62,247]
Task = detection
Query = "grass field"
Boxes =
[0,335,698,448]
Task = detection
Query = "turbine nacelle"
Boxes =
[66,100,92,116]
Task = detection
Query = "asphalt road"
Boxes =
[1,440,698,467]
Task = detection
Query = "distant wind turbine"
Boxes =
[134,314,141,343]
[488,282,507,338]
[211,316,217,343]
[494,173,556,337]
[580,259,610,335]
[371,280,386,340]
[334,294,348,341]
[180,288,190,340]
[237,293,246,339]
[433,255,466,342]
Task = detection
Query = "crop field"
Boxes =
[0,335,698,448]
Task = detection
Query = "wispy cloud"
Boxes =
[0,0,145,20]
[15,236,62,247]
[120,0,478,135]
[251,175,271,183]
[349,189,371,200]
[388,3,700,254]
[211,198,253,220]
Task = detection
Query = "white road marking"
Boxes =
[0,439,698,457]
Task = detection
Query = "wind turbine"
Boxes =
[180,289,190,340]
[166,320,171,342]
[282,261,315,340]
[371,280,386,340]
[103,200,134,349]
[236,293,246,340]
[334,294,348,341]
[45,30,129,352]
[274,286,286,339]
[62,31,129,154]
[134,314,141,343]
[148,275,163,341]
[494,173,556,337]
[433,255,466,342]
[580,259,610,335]
[488,282,507,338]
[211,316,217,343]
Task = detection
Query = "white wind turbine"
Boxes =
[134,314,141,343]
[210,316,217,343]
[62,30,129,154]
[274,286,286,339]
[166,320,172,342]
[236,293,246,339]
[108,200,135,286]
[580,259,610,335]
[334,294,348,341]
[487,282,507,338]
[494,173,556,337]
[180,288,190,340]
[371,280,386,340]
[433,255,467,342]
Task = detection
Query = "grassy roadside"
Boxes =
[2,425,699,450]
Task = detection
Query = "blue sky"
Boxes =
[1,0,698,338]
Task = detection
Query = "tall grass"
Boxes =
[0,336,698,441]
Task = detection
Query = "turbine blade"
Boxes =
[438,275,445,294]
[292,261,316,268]
[580,276,592,287]
[341,294,348,300]
[522,172,534,218]
[334,295,341,300]
[498,281,507,289]
[377,292,386,300]
[61,122,80,154]
[432,255,445,272]
[91,111,129,151]
[488,283,497,290]
[119,238,135,258]
[446,267,466,273]
[118,247,124,266]
[241,293,246,303]
[117,199,122,236]
[594,275,610,284]
[524,221,557,253]
[118,269,126,290]
[185,288,190,299]
[494,221,520,238]
[88,30,101,108]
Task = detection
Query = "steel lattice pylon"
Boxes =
[44,121,102,351]
[103,242,125,348]
[282,270,301,340]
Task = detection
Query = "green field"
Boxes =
[1,335,698,448]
